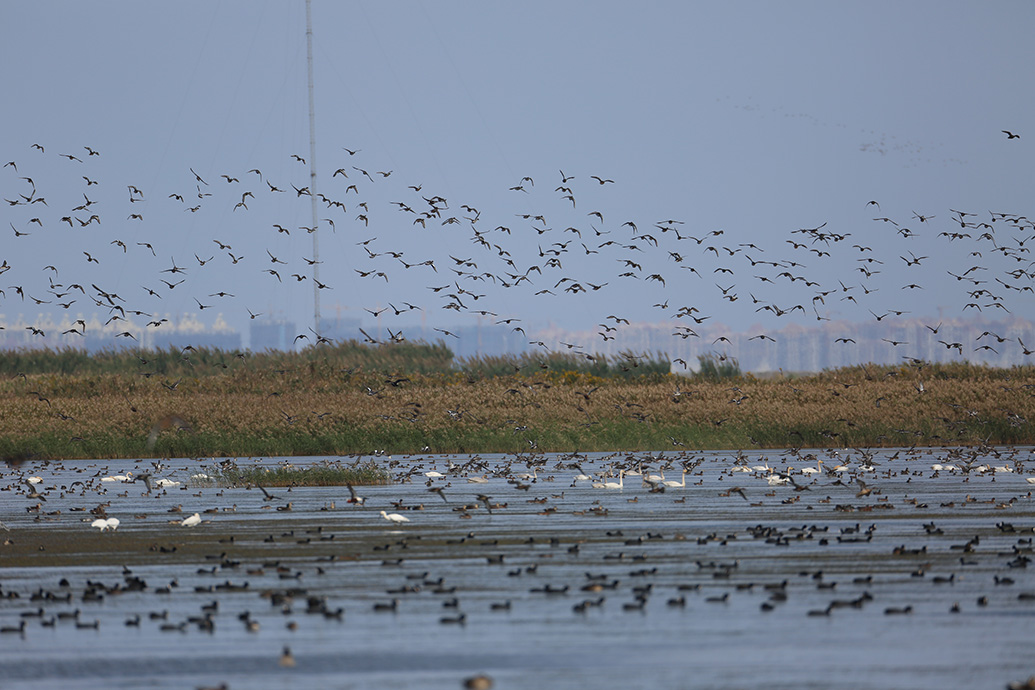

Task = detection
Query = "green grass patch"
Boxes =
[202,459,392,487]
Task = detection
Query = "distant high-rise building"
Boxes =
[0,312,241,352]
[318,313,362,343]
[249,319,297,351]
[151,314,240,351]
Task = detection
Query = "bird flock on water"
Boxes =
[2,445,1035,689]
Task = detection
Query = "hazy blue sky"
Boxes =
[1,1,1032,353]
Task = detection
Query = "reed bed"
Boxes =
[1,354,1032,459]
[0,341,672,379]
[199,459,392,487]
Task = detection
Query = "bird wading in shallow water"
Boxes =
[380,510,410,524]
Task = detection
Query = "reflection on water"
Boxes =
[1,449,1034,689]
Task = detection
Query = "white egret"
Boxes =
[90,517,119,531]
[380,510,410,524]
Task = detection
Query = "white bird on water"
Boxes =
[799,459,823,476]
[180,513,202,527]
[380,510,410,524]
[600,470,625,490]
[90,517,120,531]
[661,470,687,488]
[101,472,133,482]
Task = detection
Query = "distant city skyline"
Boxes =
[3,305,1031,373]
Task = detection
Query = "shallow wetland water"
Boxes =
[2,449,1034,689]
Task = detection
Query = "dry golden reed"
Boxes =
[1,358,1032,459]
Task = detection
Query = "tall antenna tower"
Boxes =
[305,0,321,337]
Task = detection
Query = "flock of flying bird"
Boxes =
[1,129,1032,365]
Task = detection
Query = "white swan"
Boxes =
[101,472,133,482]
[661,470,687,488]
[800,459,823,476]
[601,470,625,490]
[180,513,202,527]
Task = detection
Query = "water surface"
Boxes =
[2,449,1034,689]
